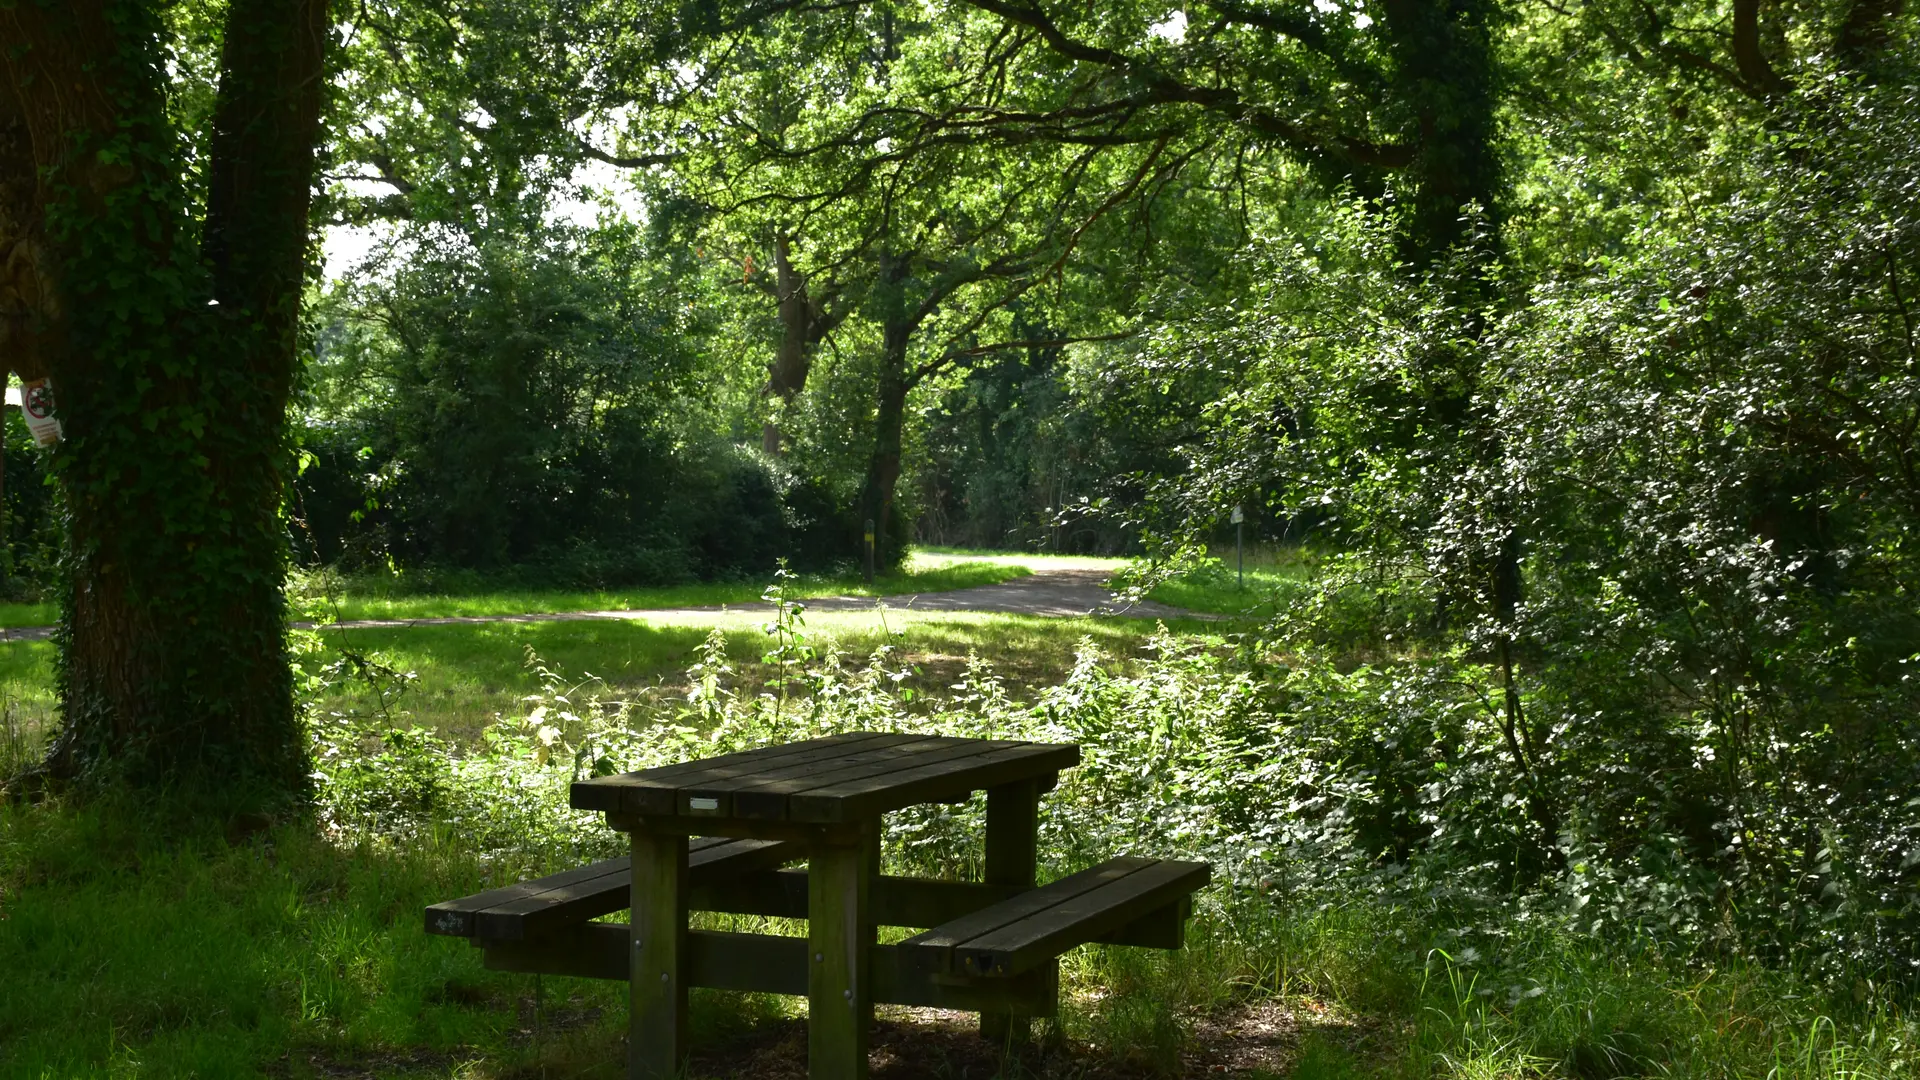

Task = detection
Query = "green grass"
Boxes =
[0,606,1220,756]
[1139,546,1317,617]
[304,550,1044,623]
[3,797,1911,1079]
[0,642,55,776]
[0,550,1051,630]
[0,546,1284,630]
[304,609,1220,740]
[0,601,54,629]
[0,803,627,1079]
[0,545,1268,754]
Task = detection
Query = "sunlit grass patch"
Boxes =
[1141,546,1317,617]
[301,610,1222,739]
[300,554,1035,623]
[0,641,55,774]
[0,601,55,630]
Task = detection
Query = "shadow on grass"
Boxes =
[0,796,1337,1080]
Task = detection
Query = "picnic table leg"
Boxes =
[981,777,1042,1048]
[808,824,874,1079]
[629,829,688,1080]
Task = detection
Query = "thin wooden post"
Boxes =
[629,830,689,1080]
[980,778,1042,1047]
[809,825,874,1079]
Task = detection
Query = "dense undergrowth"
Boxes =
[4,573,1916,1077]
[301,576,1917,1077]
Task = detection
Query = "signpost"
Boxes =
[864,519,876,584]
[1230,505,1244,590]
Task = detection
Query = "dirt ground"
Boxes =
[681,1001,1317,1079]
[279,997,1379,1079]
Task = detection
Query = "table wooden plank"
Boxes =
[426,839,732,938]
[569,732,899,813]
[956,859,1212,976]
[627,733,919,816]
[701,734,966,794]
[472,838,795,941]
[426,856,625,937]
[728,738,1022,819]
[680,735,962,818]
[685,869,1191,945]
[700,735,971,790]
[572,734,867,810]
[789,742,1082,823]
[902,857,1153,960]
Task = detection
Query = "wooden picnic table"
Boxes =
[430,732,1208,1080]
[569,732,1079,1079]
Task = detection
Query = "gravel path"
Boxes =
[0,569,1214,644]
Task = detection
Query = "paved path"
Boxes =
[0,570,1215,643]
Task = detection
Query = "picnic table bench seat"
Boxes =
[903,855,1210,977]
[426,849,1207,976]
[426,836,797,942]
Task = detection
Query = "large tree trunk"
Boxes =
[1378,0,1502,263]
[861,356,912,566]
[857,254,914,567]
[3,0,327,807]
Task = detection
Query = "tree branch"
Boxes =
[576,138,680,169]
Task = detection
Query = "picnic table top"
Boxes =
[570,731,1079,825]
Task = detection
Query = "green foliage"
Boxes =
[0,414,59,599]
[300,219,825,581]
[915,342,1143,553]
[1116,16,1920,991]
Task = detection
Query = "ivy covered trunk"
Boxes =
[1,0,327,806]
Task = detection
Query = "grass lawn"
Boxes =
[0,600,54,629]
[302,549,1058,624]
[1139,547,1317,617]
[0,547,1261,757]
[0,609,1222,760]
[304,608,1223,741]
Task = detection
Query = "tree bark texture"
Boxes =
[762,235,844,455]
[2,0,328,804]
